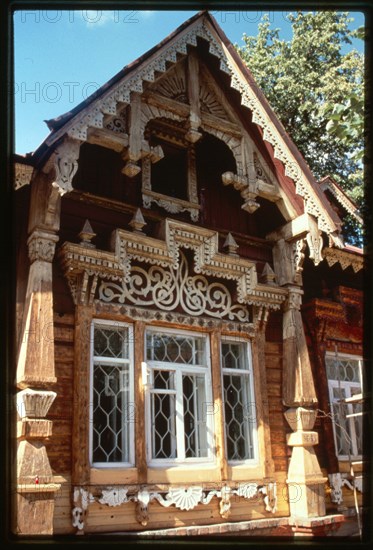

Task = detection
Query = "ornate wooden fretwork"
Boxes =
[72,482,277,530]
[42,16,341,245]
[15,162,34,190]
[323,247,363,273]
[59,218,287,310]
[328,473,364,505]
[99,251,251,322]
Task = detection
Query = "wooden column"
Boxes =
[122,92,142,177]
[210,330,227,481]
[134,321,147,483]
[282,287,327,518]
[15,175,61,534]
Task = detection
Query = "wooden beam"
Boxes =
[186,49,202,142]
[87,127,128,152]
[266,213,311,242]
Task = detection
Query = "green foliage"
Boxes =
[236,12,364,245]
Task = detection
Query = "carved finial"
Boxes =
[260,263,276,284]
[223,233,239,256]
[79,220,96,248]
[129,208,146,234]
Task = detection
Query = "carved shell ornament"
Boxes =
[164,486,203,510]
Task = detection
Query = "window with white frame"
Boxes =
[221,338,258,462]
[326,353,363,460]
[145,328,214,464]
[90,321,134,466]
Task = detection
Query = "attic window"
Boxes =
[151,140,188,201]
[141,122,200,221]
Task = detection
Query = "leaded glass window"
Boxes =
[221,339,257,462]
[91,321,134,465]
[326,354,363,459]
[145,329,213,463]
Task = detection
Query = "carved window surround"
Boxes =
[59,218,287,310]
[72,481,277,530]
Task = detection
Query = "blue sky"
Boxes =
[13,9,364,155]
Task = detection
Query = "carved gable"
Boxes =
[150,61,188,103]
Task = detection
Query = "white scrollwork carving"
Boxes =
[259,482,277,513]
[328,473,343,504]
[99,487,129,507]
[99,251,251,322]
[72,487,94,531]
[236,483,258,499]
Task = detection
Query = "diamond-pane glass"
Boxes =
[92,364,130,462]
[183,374,208,458]
[147,333,204,364]
[327,355,363,458]
[326,358,361,383]
[221,342,248,370]
[222,341,254,461]
[94,326,129,358]
[152,393,177,459]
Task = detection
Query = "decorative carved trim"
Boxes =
[27,230,59,263]
[323,247,363,273]
[151,61,187,103]
[293,238,307,276]
[72,487,95,531]
[16,389,57,419]
[71,482,277,529]
[14,162,34,190]
[199,80,227,119]
[60,218,287,310]
[95,300,254,333]
[142,190,200,221]
[328,473,364,505]
[320,178,363,225]
[99,251,251,322]
[51,138,81,195]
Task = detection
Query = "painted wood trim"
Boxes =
[210,329,227,481]
[134,321,147,483]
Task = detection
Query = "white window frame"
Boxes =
[221,336,259,466]
[89,319,135,468]
[144,326,215,467]
[326,352,363,461]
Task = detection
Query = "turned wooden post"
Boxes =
[282,287,327,518]
[15,175,62,534]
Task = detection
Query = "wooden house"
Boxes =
[14,11,365,537]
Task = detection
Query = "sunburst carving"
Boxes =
[152,62,187,103]
[199,82,228,119]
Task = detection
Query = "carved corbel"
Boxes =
[222,171,260,213]
[15,162,34,190]
[50,138,81,195]
[306,215,324,265]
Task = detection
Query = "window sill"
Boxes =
[90,467,138,485]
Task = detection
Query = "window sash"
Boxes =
[145,328,213,465]
[90,320,135,467]
[221,338,258,464]
[326,353,363,460]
